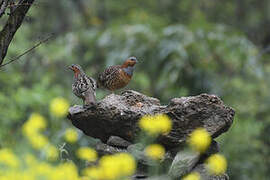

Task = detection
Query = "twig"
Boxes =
[0,0,8,18]
[0,33,54,68]
[6,2,41,8]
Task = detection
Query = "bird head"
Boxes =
[68,64,83,73]
[121,56,138,68]
[68,64,85,79]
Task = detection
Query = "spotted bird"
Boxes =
[97,57,138,92]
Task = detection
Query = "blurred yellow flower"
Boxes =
[51,162,79,180]
[188,128,211,153]
[0,148,19,168]
[206,154,227,175]
[50,97,69,117]
[29,134,49,150]
[145,144,165,160]
[155,114,172,134]
[65,128,78,143]
[1,172,35,180]
[0,151,84,180]
[76,147,97,162]
[82,167,102,179]
[183,172,200,180]
[22,113,47,136]
[99,155,119,179]
[114,153,136,176]
[45,145,59,161]
[35,162,53,176]
[139,114,172,135]
[99,153,136,180]
[139,115,153,132]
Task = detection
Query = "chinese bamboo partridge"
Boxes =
[69,64,97,106]
[97,57,138,92]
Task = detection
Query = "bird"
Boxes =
[97,56,138,93]
[68,64,97,107]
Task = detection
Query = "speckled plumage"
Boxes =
[98,57,138,91]
[69,64,97,106]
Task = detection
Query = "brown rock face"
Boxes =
[67,90,234,149]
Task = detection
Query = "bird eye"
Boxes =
[129,57,137,61]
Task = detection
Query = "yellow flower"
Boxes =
[206,154,227,175]
[76,147,97,162]
[188,128,211,153]
[0,148,19,168]
[114,153,136,176]
[155,114,172,134]
[50,97,69,117]
[22,113,47,136]
[29,134,49,150]
[99,153,136,180]
[99,155,121,180]
[145,144,165,160]
[51,162,79,180]
[139,115,154,132]
[82,167,102,179]
[99,155,119,179]
[1,171,34,180]
[65,128,78,143]
[28,113,47,130]
[139,114,172,135]
[35,162,53,177]
[183,172,200,180]
[45,145,59,161]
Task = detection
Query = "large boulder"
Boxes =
[67,90,234,148]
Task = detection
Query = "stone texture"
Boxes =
[107,136,132,148]
[94,142,125,156]
[168,150,200,178]
[68,90,234,148]
[67,90,234,180]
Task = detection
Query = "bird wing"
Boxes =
[83,76,97,91]
[74,75,96,94]
[98,65,120,87]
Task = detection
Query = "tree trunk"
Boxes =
[0,0,35,65]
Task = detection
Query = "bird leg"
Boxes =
[83,90,96,108]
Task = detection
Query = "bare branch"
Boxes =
[0,33,54,68]
[0,0,8,18]
[0,0,35,65]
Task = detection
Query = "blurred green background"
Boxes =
[0,0,270,179]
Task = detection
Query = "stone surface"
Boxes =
[107,136,132,148]
[168,141,220,179]
[168,150,200,178]
[94,142,125,156]
[67,90,234,180]
[68,90,234,148]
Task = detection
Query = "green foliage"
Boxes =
[1,0,270,179]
